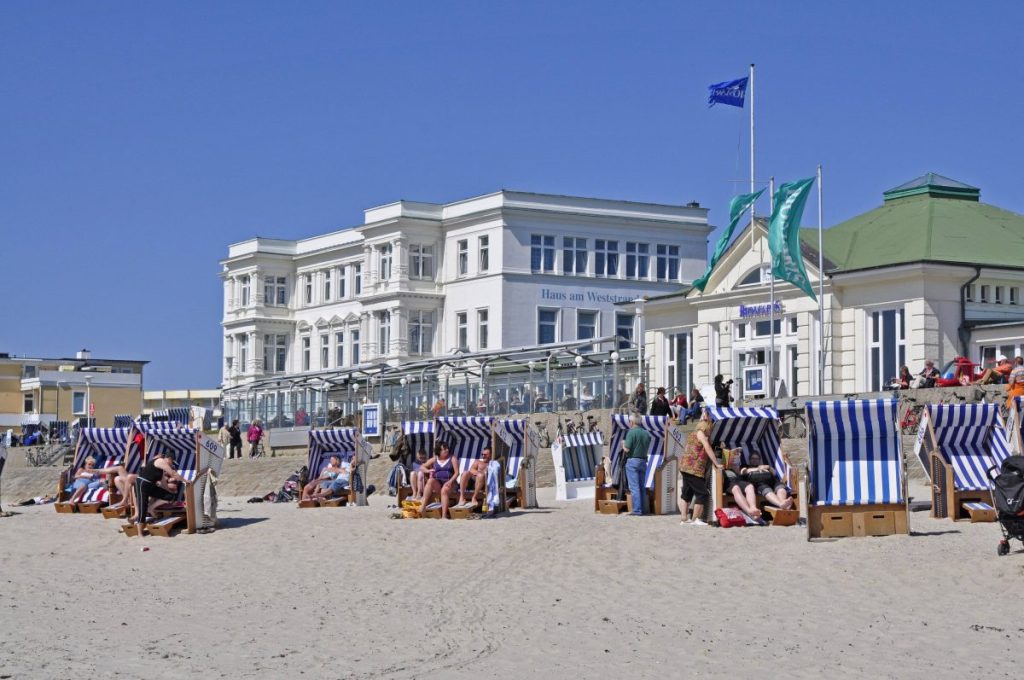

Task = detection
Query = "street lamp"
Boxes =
[634,297,646,390]
[84,376,92,427]
[574,355,584,402]
[400,376,408,418]
[611,351,620,410]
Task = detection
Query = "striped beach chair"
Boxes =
[706,406,799,524]
[434,416,504,516]
[54,427,131,514]
[300,428,368,508]
[596,415,676,515]
[122,422,199,537]
[494,418,538,509]
[167,407,191,427]
[113,414,133,429]
[804,399,908,539]
[51,420,70,442]
[395,421,434,504]
[915,403,1010,522]
[552,431,604,501]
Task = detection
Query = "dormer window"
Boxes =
[737,264,772,287]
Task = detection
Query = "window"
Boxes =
[734,323,747,340]
[240,275,251,306]
[656,244,680,281]
[301,337,311,371]
[477,309,489,350]
[377,311,391,355]
[264,276,287,306]
[538,309,559,345]
[754,319,783,337]
[625,242,649,279]
[1012,287,1020,305]
[615,313,634,349]
[456,312,468,350]
[323,271,332,301]
[478,236,489,272]
[351,330,360,365]
[263,334,288,373]
[577,310,597,343]
[737,264,772,287]
[238,335,249,373]
[72,391,86,415]
[980,285,990,303]
[868,308,906,392]
[354,264,362,295]
[335,332,345,367]
[966,284,975,302]
[531,235,555,273]
[338,267,347,298]
[789,316,798,334]
[23,392,34,413]
[320,335,330,368]
[996,286,1004,304]
[304,274,313,305]
[379,244,393,281]
[409,310,435,355]
[410,244,434,279]
[22,365,37,379]
[665,332,694,394]
[595,240,619,277]
[563,237,587,275]
[457,240,468,276]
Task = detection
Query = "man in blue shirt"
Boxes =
[622,414,651,515]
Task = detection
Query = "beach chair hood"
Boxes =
[917,403,1011,491]
[706,407,789,489]
[608,415,668,490]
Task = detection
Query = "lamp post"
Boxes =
[601,360,608,407]
[400,377,408,419]
[84,376,92,427]
[574,355,584,403]
[634,297,646,390]
[482,364,491,414]
[611,351,620,409]
[527,360,536,410]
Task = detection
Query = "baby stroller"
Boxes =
[989,455,1024,556]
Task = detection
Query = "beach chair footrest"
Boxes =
[55,502,76,514]
[764,507,799,526]
[449,506,476,520]
[78,502,103,514]
[102,504,127,519]
[962,502,996,523]
[597,499,628,515]
[146,516,185,537]
[298,500,320,509]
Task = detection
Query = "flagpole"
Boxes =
[817,164,825,396]
[768,176,775,403]
[749,63,756,255]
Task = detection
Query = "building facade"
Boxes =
[221,191,711,399]
[643,174,1024,399]
[0,350,146,432]
[143,388,221,418]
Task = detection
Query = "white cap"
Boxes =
[998,354,1009,361]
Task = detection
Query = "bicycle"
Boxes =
[533,420,553,448]
[250,437,266,459]
[898,397,924,435]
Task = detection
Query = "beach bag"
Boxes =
[715,507,747,528]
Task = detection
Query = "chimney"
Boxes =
[76,349,91,360]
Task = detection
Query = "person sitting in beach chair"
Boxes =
[410,449,429,500]
[300,455,345,502]
[132,451,188,525]
[418,443,457,519]
[729,451,794,514]
[67,457,129,504]
[451,446,492,509]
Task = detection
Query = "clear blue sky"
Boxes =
[2,2,1022,388]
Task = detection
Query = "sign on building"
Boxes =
[361,403,381,438]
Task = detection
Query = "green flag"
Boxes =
[768,177,817,300]
[692,188,764,292]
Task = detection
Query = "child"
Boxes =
[410,449,428,500]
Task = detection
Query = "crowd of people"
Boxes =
[893,355,1024,407]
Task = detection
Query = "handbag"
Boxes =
[715,506,748,528]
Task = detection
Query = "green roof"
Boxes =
[800,173,1024,273]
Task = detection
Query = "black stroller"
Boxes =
[989,455,1024,556]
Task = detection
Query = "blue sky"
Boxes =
[2,2,1022,388]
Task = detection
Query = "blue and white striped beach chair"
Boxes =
[55,427,131,514]
[915,403,1010,522]
[435,416,504,514]
[552,431,604,501]
[805,399,908,539]
[597,415,675,514]
[301,428,367,508]
[113,414,133,429]
[494,418,538,509]
[123,422,201,536]
[706,406,798,524]
[395,421,434,504]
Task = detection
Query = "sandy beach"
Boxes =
[1,484,1021,679]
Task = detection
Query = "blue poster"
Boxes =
[362,403,381,437]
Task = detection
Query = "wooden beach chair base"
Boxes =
[298,500,320,509]
[421,506,443,519]
[77,502,104,514]
[146,515,185,537]
[597,499,627,515]
[54,502,76,514]
[321,497,348,507]
[102,503,128,519]
[962,502,997,523]
[122,522,141,537]
[808,503,909,539]
[763,507,799,526]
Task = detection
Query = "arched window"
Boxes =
[736,264,772,288]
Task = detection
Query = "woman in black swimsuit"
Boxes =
[133,451,188,526]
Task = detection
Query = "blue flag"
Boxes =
[708,77,748,108]
[692,188,764,292]
[768,177,817,300]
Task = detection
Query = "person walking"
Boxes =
[649,387,671,416]
[247,419,264,459]
[227,419,242,460]
[218,420,232,453]
[632,383,648,415]
[621,414,651,516]
[714,375,734,408]
[677,418,724,526]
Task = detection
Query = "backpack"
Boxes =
[992,455,1024,516]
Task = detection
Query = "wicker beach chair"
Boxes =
[299,428,369,508]
[596,415,678,515]
[552,431,604,501]
[804,399,908,539]
[915,403,1011,522]
[54,427,131,514]
[494,418,538,510]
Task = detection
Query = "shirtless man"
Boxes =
[301,455,345,501]
[451,447,492,508]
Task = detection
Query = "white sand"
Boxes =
[1,486,1022,679]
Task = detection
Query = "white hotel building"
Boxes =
[220,191,711,409]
